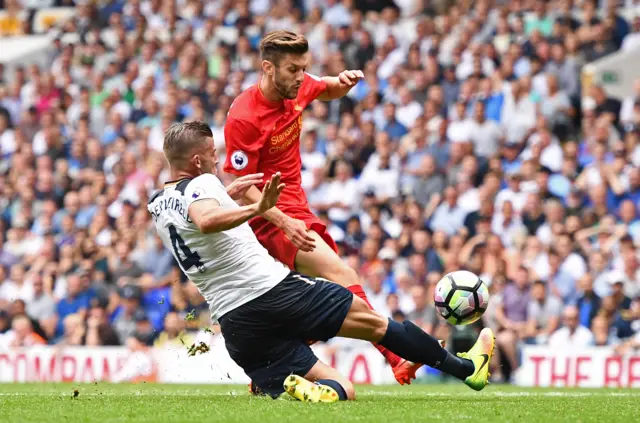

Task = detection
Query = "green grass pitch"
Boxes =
[0,383,638,423]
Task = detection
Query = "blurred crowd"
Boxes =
[1,0,640,382]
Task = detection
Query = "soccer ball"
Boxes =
[434,270,489,325]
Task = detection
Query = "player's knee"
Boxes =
[314,257,359,287]
[341,380,356,400]
[332,264,359,287]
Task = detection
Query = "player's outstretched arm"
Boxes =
[226,173,265,201]
[188,199,260,234]
[241,183,316,252]
[316,70,364,101]
[188,174,285,234]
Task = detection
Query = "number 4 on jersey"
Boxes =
[168,225,205,273]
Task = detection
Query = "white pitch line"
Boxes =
[1,390,639,398]
[356,391,640,398]
[494,392,640,397]
[0,391,247,397]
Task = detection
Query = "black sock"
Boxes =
[316,379,348,400]
[379,319,474,381]
[438,351,476,381]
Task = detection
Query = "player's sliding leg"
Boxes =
[337,295,495,391]
[284,360,355,403]
[295,230,420,385]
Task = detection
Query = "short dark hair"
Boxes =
[621,234,633,244]
[163,121,212,166]
[260,30,309,65]
[532,280,546,288]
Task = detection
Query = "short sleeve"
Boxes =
[549,297,563,318]
[526,302,536,321]
[297,73,327,106]
[184,174,228,209]
[223,118,263,176]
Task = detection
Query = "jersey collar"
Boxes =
[164,177,191,187]
[255,83,284,109]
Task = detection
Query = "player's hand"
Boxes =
[258,172,285,214]
[338,70,364,87]
[226,173,264,201]
[282,217,316,252]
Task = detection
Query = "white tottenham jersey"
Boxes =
[147,173,290,321]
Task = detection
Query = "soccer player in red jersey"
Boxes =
[223,30,421,385]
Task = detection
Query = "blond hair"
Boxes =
[163,121,213,168]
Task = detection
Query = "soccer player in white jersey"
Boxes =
[148,121,495,402]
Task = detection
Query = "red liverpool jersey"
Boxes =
[223,73,327,213]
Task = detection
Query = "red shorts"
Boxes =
[249,210,338,270]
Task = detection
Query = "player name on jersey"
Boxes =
[149,191,191,223]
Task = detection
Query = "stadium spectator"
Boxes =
[154,311,191,348]
[85,304,119,346]
[112,284,143,344]
[363,265,391,316]
[0,309,12,348]
[131,234,176,287]
[9,298,48,339]
[592,315,619,347]
[495,266,531,373]
[8,314,46,347]
[58,313,86,346]
[429,186,466,235]
[575,274,602,329]
[614,296,640,351]
[548,305,595,348]
[607,275,633,311]
[324,160,359,228]
[25,272,56,326]
[391,269,416,313]
[407,285,437,334]
[130,309,156,346]
[525,280,562,344]
[54,271,93,336]
[108,241,145,286]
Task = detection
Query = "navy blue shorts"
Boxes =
[218,272,354,398]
